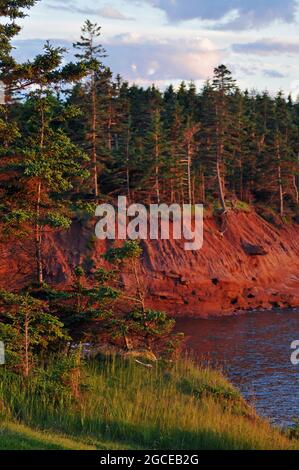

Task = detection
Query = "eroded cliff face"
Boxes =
[1,211,299,317]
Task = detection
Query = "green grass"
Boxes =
[203,199,252,217]
[0,422,96,450]
[0,358,298,450]
[233,200,251,213]
[0,421,137,450]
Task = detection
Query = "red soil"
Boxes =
[1,210,299,317]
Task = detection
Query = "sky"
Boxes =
[12,0,299,95]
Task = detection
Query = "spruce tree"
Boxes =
[0,289,67,377]
[0,1,39,74]
[73,20,107,199]
[1,44,89,285]
[211,65,236,212]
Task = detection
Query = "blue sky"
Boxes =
[13,0,299,95]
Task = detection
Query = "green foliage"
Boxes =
[40,242,177,358]
[45,266,120,328]
[0,107,20,148]
[104,240,143,265]
[74,266,85,278]
[0,1,38,18]
[1,41,90,284]
[129,308,174,337]
[0,1,39,72]
[44,212,71,229]
[116,308,180,357]
[74,201,97,222]
[1,5,299,218]
[2,209,31,224]
[94,267,117,283]
[73,20,106,67]
[0,290,68,374]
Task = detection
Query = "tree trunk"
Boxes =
[201,172,206,203]
[115,133,119,152]
[216,106,227,212]
[192,176,195,206]
[276,139,284,216]
[24,313,30,378]
[132,259,151,349]
[107,100,112,151]
[278,164,284,217]
[216,158,226,212]
[239,157,244,201]
[91,72,98,199]
[155,133,160,204]
[35,181,43,286]
[34,99,45,286]
[293,175,299,204]
[132,260,146,313]
[187,142,192,205]
[126,126,131,200]
[3,82,10,149]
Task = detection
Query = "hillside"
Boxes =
[1,359,298,450]
[1,209,299,317]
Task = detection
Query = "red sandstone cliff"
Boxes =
[1,210,299,317]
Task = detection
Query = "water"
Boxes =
[176,310,299,427]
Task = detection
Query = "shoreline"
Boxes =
[173,306,299,320]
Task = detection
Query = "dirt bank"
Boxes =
[1,210,299,317]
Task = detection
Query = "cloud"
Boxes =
[232,39,299,55]
[133,0,297,30]
[12,35,223,83]
[263,69,286,78]
[106,34,222,81]
[45,1,134,20]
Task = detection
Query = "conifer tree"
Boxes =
[148,107,163,203]
[0,289,67,377]
[211,65,236,212]
[1,44,89,285]
[73,20,107,199]
[183,117,200,205]
[264,92,298,215]
[0,1,39,75]
[228,89,252,201]
[0,1,38,155]
[163,86,186,203]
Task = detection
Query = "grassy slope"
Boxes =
[0,359,298,451]
[0,422,95,450]
[0,422,137,450]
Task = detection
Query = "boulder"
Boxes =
[242,242,268,256]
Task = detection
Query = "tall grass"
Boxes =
[0,357,298,450]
